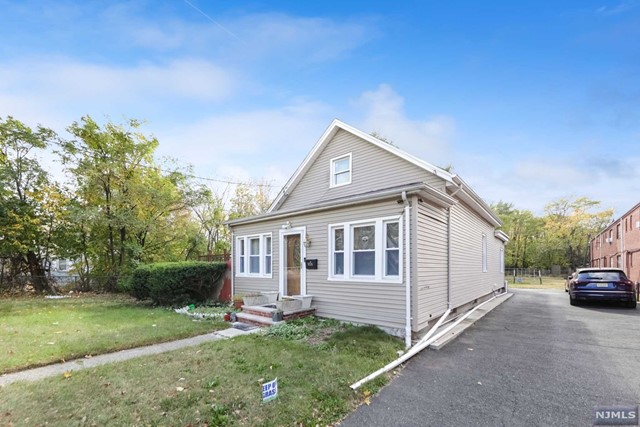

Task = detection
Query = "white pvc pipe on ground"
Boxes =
[350,291,508,390]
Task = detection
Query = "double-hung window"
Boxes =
[236,233,272,278]
[384,222,400,277]
[264,236,272,275]
[333,228,345,276]
[329,216,401,283]
[353,224,375,276]
[330,154,352,187]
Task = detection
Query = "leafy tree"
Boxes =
[492,201,542,268]
[228,181,274,220]
[62,116,200,290]
[542,197,612,270]
[0,116,60,293]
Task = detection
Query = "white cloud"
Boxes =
[155,99,331,186]
[0,57,235,109]
[353,84,455,166]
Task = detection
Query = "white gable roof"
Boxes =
[269,119,455,212]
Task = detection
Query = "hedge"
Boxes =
[126,261,227,306]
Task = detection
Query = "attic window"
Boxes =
[330,153,352,188]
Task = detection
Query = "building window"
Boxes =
[330,153,352,188]
[353,224,376,276]
[499,248,505,273]
[332,228,344,276]
[249,237,260,273]
[328,216,402,283]
[236,234,272,278]
[384,221,400,277]
[238,238,245,274]
[264,236,272,275]
[616,224,621,239]
[482,234,488,272]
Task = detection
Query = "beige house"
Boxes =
[227,119,508,345]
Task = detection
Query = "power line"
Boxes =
[48,139,282,188]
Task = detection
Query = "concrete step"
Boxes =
[236,312,284,327]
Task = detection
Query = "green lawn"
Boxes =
[507,276,566,290]
[0,318,403,427]
[0,294,227,374]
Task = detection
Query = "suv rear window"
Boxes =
[577,271,627,281]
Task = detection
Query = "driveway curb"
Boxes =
[429,293,513,350]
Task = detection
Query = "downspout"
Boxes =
[402,191,412,349]
[446,185,462,309]
[230,229,234,299]
[447,206,452,309]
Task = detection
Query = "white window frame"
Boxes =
[264,236,272,275]
[482,234,488,273]
[328,216,402,284]
[330,153,352,188]
[331,227,345,277]
[235,233,273,278]
[384,221,401,278]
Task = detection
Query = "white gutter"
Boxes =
[402,191,412,350]
[350,290,508,390]
[230,230,234,299]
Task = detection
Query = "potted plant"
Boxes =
[271,309,284,322]
[232,294,244,309]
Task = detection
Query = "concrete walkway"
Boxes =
[0,324,260,387]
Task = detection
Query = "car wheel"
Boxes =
[627,300,637,309]
[569,296,579,306]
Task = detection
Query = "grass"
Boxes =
[0,294,228,374]
[507,275,566,290]
[0,317,404,427]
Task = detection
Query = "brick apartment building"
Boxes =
[590,202,640,283]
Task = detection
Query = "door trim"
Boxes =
[279,226,306,296]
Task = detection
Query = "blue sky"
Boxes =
[1,0,639,216]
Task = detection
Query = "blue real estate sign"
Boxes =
[262,378,278,402]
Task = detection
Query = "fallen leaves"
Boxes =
[63,371,72,379]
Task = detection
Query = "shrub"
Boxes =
[127,261,227,306]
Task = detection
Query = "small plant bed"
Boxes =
[0,294,228,374]
[0,317,404,426]
[174,303,239,320]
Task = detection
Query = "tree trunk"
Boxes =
[26,251,54,294]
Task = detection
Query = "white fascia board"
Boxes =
[334,120,455,184]
[268,119,342,213]
[228,182,452,227]
[449,175,502,227]
[268,119,455,212]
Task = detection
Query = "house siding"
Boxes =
[414,201,449,331]
[278,129,446,212]
[232,199,409,331]
[450,201,504,307]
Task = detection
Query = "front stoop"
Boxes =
[236,305,316,327]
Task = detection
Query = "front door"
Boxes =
[285,234,301,296]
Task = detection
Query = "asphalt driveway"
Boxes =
[342,289,640,427]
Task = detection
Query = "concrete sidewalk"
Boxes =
[0,324,259,387]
